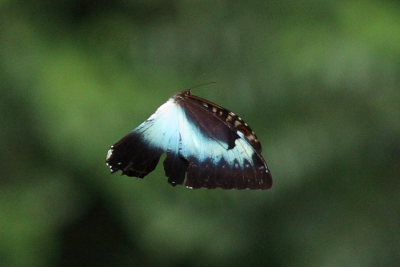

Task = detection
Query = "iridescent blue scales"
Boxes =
[106,90,272,189]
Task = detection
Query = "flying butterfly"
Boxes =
[106,90,272,190]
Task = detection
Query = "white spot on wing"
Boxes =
[106,149,113,160]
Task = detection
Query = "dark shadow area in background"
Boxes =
[55,196,141,267]
[23,0,177,29]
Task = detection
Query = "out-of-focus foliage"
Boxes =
[1,0,399,266]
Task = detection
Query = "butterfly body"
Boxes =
[106,90,272,189]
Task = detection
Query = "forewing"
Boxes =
[106,131,163,177]
[172,93,272,189]
[106,99,180,179]
[185,93,263,153]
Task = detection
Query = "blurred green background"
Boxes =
[1,0,400,266]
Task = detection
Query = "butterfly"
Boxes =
[106,90,272,190]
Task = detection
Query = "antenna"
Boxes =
[187,81,216,94]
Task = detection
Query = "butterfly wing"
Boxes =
[106,98,179,178]
[106,92,272,190]
[106,131,163,177]
[176,93,272,189]
[184,93,263,153]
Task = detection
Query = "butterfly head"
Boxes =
[179,82,217,97]
[173,90,191,102]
